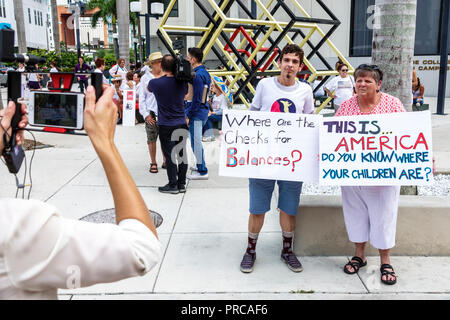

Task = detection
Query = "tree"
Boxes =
[87,0,119,59]
[371,0,417,112]
[13,0,27,53]
[87,0,138,64]
[116,0,130,68]
[50,0,61,56]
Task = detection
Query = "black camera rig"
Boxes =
[173,39,194,82]
[0,26,103,174]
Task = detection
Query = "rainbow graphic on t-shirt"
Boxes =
[271,98,296,113]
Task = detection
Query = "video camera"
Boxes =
[0,26,103,174]
[172,39,194,82]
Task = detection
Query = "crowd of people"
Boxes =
[0,43,422,299]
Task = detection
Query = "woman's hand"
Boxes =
[0,101,28,155]
[84,85,118,148]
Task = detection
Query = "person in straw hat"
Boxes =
[138,51,166,173]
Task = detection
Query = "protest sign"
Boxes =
[219,109,320,182]
[319,111,433,186]
[122,90,136,127]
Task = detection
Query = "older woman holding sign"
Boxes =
[335,64,405,285]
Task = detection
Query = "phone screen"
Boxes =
[33,92,81,128]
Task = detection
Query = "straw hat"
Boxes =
[146,51,163,65]
[212,75,233,106]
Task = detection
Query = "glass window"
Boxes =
[350,0,374,57]
[34,10,37,25]
[28,8,32,24]
[350,0,446,56]
[415,0,441,55]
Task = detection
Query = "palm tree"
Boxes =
[87,0,138,63]
[116,0,130,68]
[87,0,119,58]
[51,0,61,56]
[371,0,417,112]
[13,0,27,53]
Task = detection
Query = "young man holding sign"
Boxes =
[240,44,314,273]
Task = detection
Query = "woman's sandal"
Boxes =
[380,264,397,285]
[343,256,367,274]
[149,163,158,173]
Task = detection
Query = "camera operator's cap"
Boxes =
[212,75,233,106]
[148,51,163,63]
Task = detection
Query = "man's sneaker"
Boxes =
[190,165,198,171]
[178,185,186,193]
[187,171,209,180]
[202,136,215,142]
[240,253,256,273]
[158,184,179,194]
[281,252,303,272]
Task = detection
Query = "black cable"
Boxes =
[25,129,36,199]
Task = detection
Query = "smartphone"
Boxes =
[28,91,84,130]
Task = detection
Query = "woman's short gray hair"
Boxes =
[354,64,383,83]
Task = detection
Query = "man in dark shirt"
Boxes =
[148,54,189,194]
[185,47,211,180]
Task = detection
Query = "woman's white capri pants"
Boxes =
[341,186,401,250]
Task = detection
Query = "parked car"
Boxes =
[0,64,16,87]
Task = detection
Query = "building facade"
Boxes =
[0,0,49,50]
[142,0,449,97]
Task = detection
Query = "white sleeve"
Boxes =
[219,94,228,111]
[3,199,162,291]
[139,79,150,119]
[109,66,117,77]
[324,76,337,92]
[303,86,315,114]
[249,80,264,111]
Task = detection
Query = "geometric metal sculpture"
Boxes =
[157,0,353,110]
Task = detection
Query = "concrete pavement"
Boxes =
[0,95,449,300]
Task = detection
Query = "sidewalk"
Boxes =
[0,96,449,300]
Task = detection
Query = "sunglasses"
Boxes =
[340,69,348,72]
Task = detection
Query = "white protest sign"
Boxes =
[319,111,433,186]
[122,90,136,126]
[219,109,320,182]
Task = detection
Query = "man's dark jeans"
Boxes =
[158,123,189,188]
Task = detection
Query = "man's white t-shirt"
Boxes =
[0,199,162,300]
[250,77,314,114]
[324,75,355,106]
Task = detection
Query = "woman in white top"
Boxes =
[109,58,128,82]
[202,78,229,142]
[0,86,161,300]
[94,58,110,85]
[28,64,42,90]
[324,63,355,112]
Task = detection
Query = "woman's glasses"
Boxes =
[340,69,348,72]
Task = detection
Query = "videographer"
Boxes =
[0,85,162,299]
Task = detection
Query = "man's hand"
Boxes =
[84,85,118,147]
[186,117,190,125]
[0,101,28,155]
[145,115,156,126]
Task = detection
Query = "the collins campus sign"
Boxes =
[219,110,433,186]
